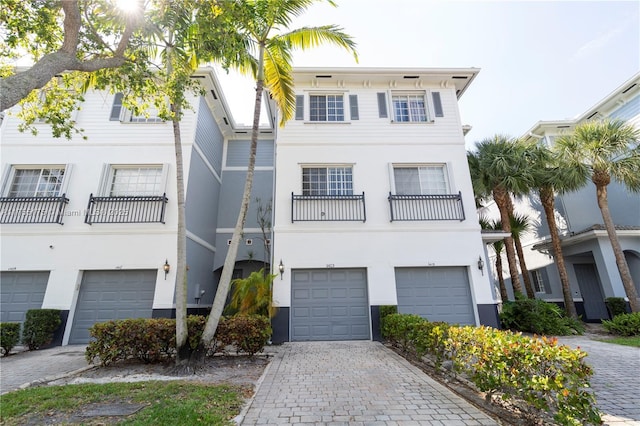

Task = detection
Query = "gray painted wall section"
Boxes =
[194,96,224,175]
[610,93,640,121]
[216,170,274,229]
[213,231,268,271]
[226,139,275,167]
[186,238,216,305]
[185,152,221,245]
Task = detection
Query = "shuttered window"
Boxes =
[110,93,124,121]
[377,92,388,118]
[432,92,444,117]
[349,95,359,120]
[295,95,304,120]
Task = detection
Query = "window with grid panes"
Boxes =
[7,168,65,197]
[302,167,353,195]
[109,166,163,196]
[309,95,344,122]
[393,165,448,195]
[392,93,427,122]
[532,270,546,293]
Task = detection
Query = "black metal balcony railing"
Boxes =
[292,192,366,222]
[85,193,168,224]
[0,194,69,225]
[388,192,465,221]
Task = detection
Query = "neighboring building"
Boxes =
[480,73,640,321]
[0,68,274,345]
[270,67,499,343]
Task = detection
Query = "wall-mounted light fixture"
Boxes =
[477,256,484,275]
[163,259,170,279]
[278,259,285,280]
[195,289,205,304]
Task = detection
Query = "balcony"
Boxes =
[85,193,168,224]
[292,192,366,222]
[388,192,465,221]
[0,195,69,225]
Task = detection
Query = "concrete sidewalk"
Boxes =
[240,341,499,425]
[0,345,90,395]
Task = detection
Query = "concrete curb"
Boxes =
[14,365,97,393]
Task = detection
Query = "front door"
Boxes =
[574,264,608,321]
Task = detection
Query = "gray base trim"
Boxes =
[270,308,290,344]
[477,304,500,328]
[370,306,383,342]
[43,310,69,348]
[152,309,175,319]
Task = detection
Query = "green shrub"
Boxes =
[602,312,640,336]
[605,297,627,318]
[86,314,272,366]
[22,309,61,350]
[380,313,601,425]
[500,296,585,335]
[379,305,397,321]
[0,323,21,355]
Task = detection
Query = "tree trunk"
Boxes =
[493,187,523,296]
[595,182,640,312]
[506,197,534,298]
[539,186,578,319]
[171,103,190,364]
[495,251,509,301]
[201,45,266,346]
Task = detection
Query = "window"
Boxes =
[6,167,65,197]
[302,167,353,195]
[393,165,448,195]
[109,166,163,196]
[110,93,163,123]
[309,95,344,122]
[532,269,548,293]
[392,93,427,122]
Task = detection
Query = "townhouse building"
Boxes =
[480,73,640,321]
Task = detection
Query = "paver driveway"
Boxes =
[241,341,499,425]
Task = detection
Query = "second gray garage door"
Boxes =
[291,268,370,341]
[395,267,475,325]
[0,271,49,324]
[69,270,156,344]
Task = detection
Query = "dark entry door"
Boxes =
[574,264,608,321]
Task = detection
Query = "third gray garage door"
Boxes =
[395,267,475,325]
[291,268,370,341]
[69,270,156,344]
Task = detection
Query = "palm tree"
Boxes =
[200,0,358,347]
[509,211,536,299]
[479,217,509,301]
[470,136,534,297]
[555,119,640,312]
[528,143,584,319]
[225,269,278,317]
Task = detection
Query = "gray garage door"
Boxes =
[69,270,156,344]
[291,268,370,341]
[0,271,49,324]
[395,267,475,325]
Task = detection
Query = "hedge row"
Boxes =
[0,323,21,355]
[0,309,62,355]
[381,313,601,426]
[86,315,271,366]
[602,312,640,336]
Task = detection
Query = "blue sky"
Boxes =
[220,0,639,148]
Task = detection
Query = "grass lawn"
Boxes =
[0,381,248,425]
[597,336,640,347]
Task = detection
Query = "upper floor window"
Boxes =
[302,167,353,195]
[110,93,163,123]
[393,165,449,195]
[310,95,344,122]
[109,166,164,196]
[392,93,427,122]
[6,167,66,197]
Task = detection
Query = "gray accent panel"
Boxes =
[610,93,640,121]
[46,310,68,348]
[349,94,359,120]
[271,307,290,344]
[185,151,221,245]
[370,305,383,341]
[295,95,304,120]
[377,92,387,118]
[69,270,156,344]
[395,267,475,325]
[213,231,267,271]
[432,92,444,117]
[574,264,608,321]
[194,96,224,175]
[291,268,370,341]
[216,170,273,229]
[226,139,275,167]
[0,271,49,323]
[476,304,500,329]
[186,238,216,305]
